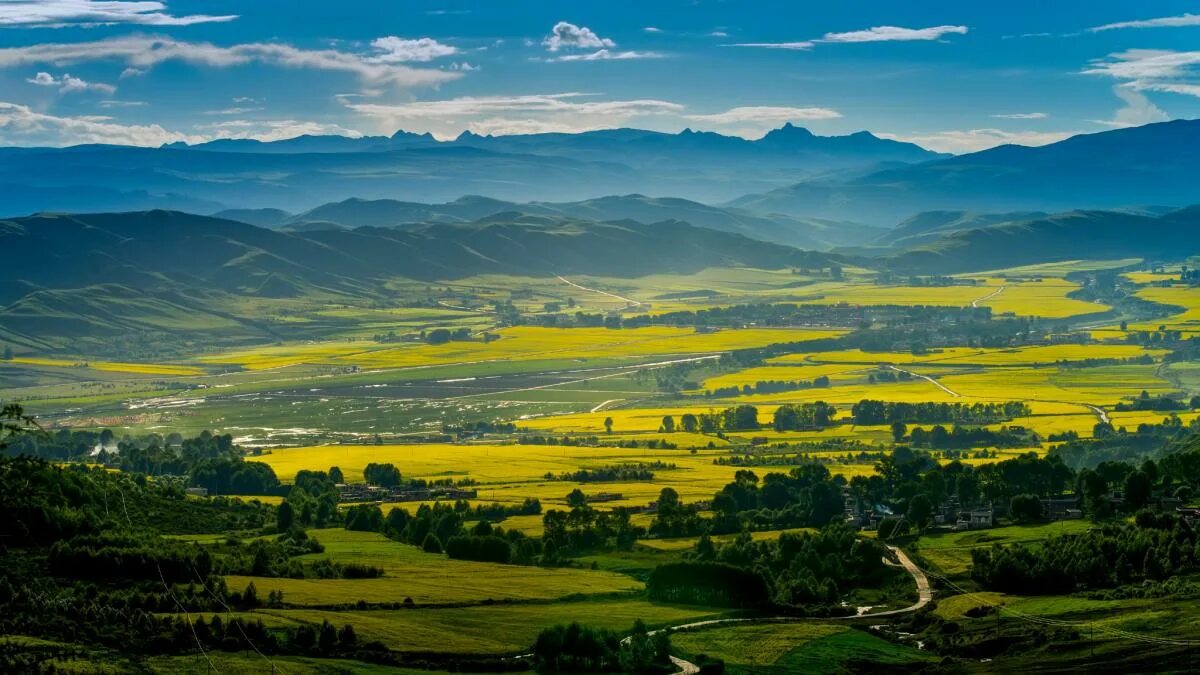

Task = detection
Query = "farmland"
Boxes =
[4,259,1200,674]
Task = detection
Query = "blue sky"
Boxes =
[1,0,1199,152]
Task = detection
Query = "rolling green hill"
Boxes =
[287,194,882,250]
[0,209,837,347]
[886,207,1200,273]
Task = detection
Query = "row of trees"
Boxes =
[851,400,1031,426]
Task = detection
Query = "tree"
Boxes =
[1009,493,1043,524]
[680,413,699,433]
[661,415,675,433]
[425,328,452,345]
[891,421,908,442]
[422,533,443,554]
[877,517,910,540]
[566,488,588,509]
[328,466,345,484]
[1,345,11,361]
[723,405,759,430]
[906,494,933,532]
[276,501,295,531]
[1124,470,1152,509]
[604,417,614,434]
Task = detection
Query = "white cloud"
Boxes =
[26,70,115,94]
[819,25,968,43]
[685,106,841,124]
[542,21,616,52]
[203,106,263,115]
[549,49,663,62]
[1134,82,1200,97]
[0,100,369,147]
[196,119,364,142]
[1089,85,1170,127]
[1082,49,1200,82]
[643,26,662,34]
[1082,49,1200,118]
[0,0,236,27]
[991,112,1048,119]
[728,24,967,51]
[708,31,728,38]
[449,62,479,71]
[368,37,458,63]
[343,92,683,139]
[1089,13,1200,32]
[878,128,1074,154]
[0,100,192,146]
[0,35,460,90]
[96,99,145,108]
[726,41,814,51]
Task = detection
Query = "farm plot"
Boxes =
[224,529,640,607]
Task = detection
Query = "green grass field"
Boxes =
[916,520,1096,576]
[225,529,641,607]
[672,622,932,672]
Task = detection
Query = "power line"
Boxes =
[929,571,1200,647]
[113,480,219,667]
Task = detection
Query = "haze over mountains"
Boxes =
[0,124,941,217]
[218,194,884,251]
[3,119,1198,232]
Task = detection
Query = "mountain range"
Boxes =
[216,194,885,250]
[3,118,1197,231]
[0,124,942,217]
[732,119,1200,224]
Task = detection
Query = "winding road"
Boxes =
[646,545,932,674]
[887,365,961,398]
[971,285,1006,308]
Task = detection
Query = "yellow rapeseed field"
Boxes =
[6,356,203,377]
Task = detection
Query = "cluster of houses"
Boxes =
[336,483,477,504]
[842,490,1087,533]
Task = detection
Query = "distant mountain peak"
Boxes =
[760,123,816,142]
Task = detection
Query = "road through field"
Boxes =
[557,275,643,306]
[647,545,932,674]
[971,285,1006,308]
[887,365,962,397]
[1085,403,1112,425]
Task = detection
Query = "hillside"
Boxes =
[732,119,1200,224]
[0,210,836,345]
[886,207,1200,273]
[288,194,883,249]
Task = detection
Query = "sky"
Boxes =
[1,0,1199,153]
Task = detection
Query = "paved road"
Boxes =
[888,365,961,397]
[1084,403,1111,425]
[556,275,643,306]
[971,285,1006,308]
[653,545,932,673]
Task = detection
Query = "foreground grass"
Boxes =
[916,520,1095,576]
[255,599,721,655]
[672,622,931,673]
[225,529,640,607]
